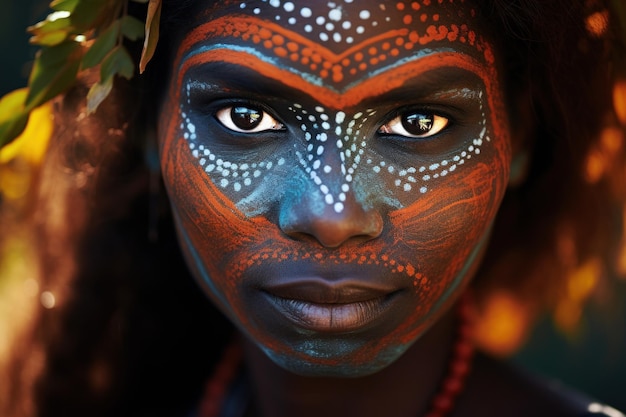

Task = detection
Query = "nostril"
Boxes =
[309,212,383,248]
[279,199,383,248]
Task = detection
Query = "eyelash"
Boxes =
[215,104,285,133]
[378,109,451,139]
[213,102,452,140]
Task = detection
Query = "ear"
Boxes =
[507,87,534,187]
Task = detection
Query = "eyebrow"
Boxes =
[175,45,496,110]
[183,56,487,106]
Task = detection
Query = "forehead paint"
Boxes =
[177,4,494,90]
[238,0,472,48]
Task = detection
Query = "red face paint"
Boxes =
[158,0,511,377]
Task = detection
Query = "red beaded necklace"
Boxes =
[198,295,475,417]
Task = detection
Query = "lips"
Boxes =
[261,278,399,333]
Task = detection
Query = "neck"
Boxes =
[242,307,459,417]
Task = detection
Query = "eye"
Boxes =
[379,110,449,139]
[216,105,285,133]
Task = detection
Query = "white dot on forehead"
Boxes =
[328,8,342,21]
[359,10,370,19]
[283,1,294,11]
[300,7,312,17]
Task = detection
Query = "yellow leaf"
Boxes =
[139,0,161,74]
[0,89,29,149]
[0,103,53,165]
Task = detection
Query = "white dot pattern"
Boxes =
[182,83,490,212]
[239,0,399,45]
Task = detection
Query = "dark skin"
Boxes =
[157,1,595,415]
[243,316,589,417]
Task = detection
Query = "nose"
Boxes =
[279,186,383,248]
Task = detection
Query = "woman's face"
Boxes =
[159,0,511,377]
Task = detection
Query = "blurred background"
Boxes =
[0,0,625,411]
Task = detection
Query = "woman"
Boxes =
[1,0,624,416]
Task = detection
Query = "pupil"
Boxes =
[402,112,434,135]
[232,106,262,130]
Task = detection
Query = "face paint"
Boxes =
[159,0,511,377]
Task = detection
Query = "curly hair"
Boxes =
[0,0,624,415]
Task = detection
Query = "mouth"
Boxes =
[261,279,400,333]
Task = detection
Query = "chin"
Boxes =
[262,342,413,378]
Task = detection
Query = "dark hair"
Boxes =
[1,0,623,415]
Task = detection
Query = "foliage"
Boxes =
[0,0,162,149]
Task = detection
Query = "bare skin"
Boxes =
[157,1,593,416]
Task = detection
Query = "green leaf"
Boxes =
[0,89,30,149]
[139,0,161,73]
[86,76,114,113]
[25,41,83,111]
[101,45,135,81]
[70,0,109,32]
[120,15,145,41]
[82,20,120,69]
[30,30,70,46]
[50,0,79,12]
[28,14,72,38]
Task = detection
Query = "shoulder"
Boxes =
[454,352,624,417]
